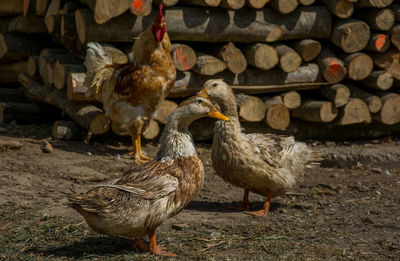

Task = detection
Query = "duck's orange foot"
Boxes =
[244,209,268,217]
[134,239,149,251]
[150,245,177,256]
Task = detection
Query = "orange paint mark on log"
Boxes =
[329,63,341,76]
[174,48,191,70]
[375,35,386,51]
[132,0,143,11]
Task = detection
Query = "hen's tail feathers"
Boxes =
[84,42,114,97]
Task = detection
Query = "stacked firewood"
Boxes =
[1,0,400,141]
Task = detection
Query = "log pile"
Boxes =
[1,0,400,141]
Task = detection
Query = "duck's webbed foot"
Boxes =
[147,228,177,256]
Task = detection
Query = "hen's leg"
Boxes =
[230,189,251,210]
[136,135,152,160]
[128,120,151,163]
[245,190,273,217]
[147,228,177,256]
[134,238,149,251]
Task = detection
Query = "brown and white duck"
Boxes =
[201,79,322,217]
[68,93,229,256]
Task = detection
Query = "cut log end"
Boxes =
[375,93,400,125]
[89,113,110,135]
[336,98,372,126]
[143,119,160,140]
[155,100,178,124]
[236,93,266,122]
[171,44,196,71]
[265,103,290,130]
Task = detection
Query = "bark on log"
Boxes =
[292,100,338,123]
[130,0,152,16]
[192,52,227,76]
[335,98,371,125]
[370,48,400,80]
[23,0,36,16]
[0,88,27,103]
[0,61,28,83]
[273,43,302,73]
[390,24,400,50]
[292,39,321,62]
[180,0,222,7]
[270,0,299,14]
[0,0,24,16]
[27,56,39,76]
[45,0,71,18]
[19,73,109,134]
[0,101,59,124]
[263,96,290,130]
[170,63,323,97]
[347,84,382,113]
[54,59,85,90]
[52,120,85,140]
[242,43,278,70]
[354,8,395,31]
[364,33,391,53]
[317,47,347,83]
[341,52,373,81]
[67,72,95,102]
[39,49,69,85]
[219,0,246,9]
[355,0,394,8]
[322,0,354,19]
[362,70,393,91]
[330,19,370,53]
[280,90,301,110]
[154,100,178,124]
[0,33,44,63]
[298,0,314,5]
[390,4,400,22]
[0,15,47,34]
[245,0,269,9]
[208,42,247,74]
[170,44,197,72]
[320,84,350,107]
[373,92,400,125]
[36,0,50,16]
[235,93,266,122]
[59,1,85,14]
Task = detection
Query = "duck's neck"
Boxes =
[155,113,197,161]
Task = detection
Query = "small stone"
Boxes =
[86,152,92,156]
[40,213,49,221]
[171,223,187,230]
[116,154,121,160]
[385,169,391,176]
[372,167,382,173]
[375,190,381,195]
[42,141,53,153]
[209,231,222,239]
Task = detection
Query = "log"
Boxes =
[60,13,76,37]
[45,0,71,18]
[335,98,371,125]
[364,33,391,53]
[36,0,50,16]
[27,56,39,76]
[154,100,178,124]
[192,52,227,76]
[0,33,44,63]
[219,0,246,9]
[208,42,247,74]
[280,91,301,110]
[59,1,85,14]
[341,52,373,81]
[170,44,197,72]
[52,120,85,140]
[292,100,338,123]
[322,0,354,19]
[0,0,24,16]
[39,49,69,85]
[154,0,179,7]
[292,39,321,62]
[263,96,290,130]
[317,47,347,83]
[362,70,393,91]
[0,15,47,34]
[245,0,269,9]
[370,48,400,80]
[59,14,86,59]
[242,43,278,70]
[273,43,302,73]
[67,72,95,102]
[347,84,382,113]
[180,0,222,7]
[23,0,36,16]
[0,61,28,83]
[44,14,58,33]
[130,0,152,17]
[54,60,85,90]
[269,0,298,14]
[330,19,370,53]
[355,0,394,8]
[0,101,59,124]
[0,88,27,103]
[111,119,160,140]
[390,4,400,22]
[170,63,323,97]
[19,73,110,134]
[355,8,395,31]
[373,92,400,125]
[320,84,350,108]
[298,0,315,5]
[235,93,266,122]
[102,44,128,65]
[80,0,132,24]
[390,24,400,50]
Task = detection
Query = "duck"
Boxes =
[201,79,322,217]
[68,92,229,256]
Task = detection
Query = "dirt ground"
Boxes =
[0,123,399,260]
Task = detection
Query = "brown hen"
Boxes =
[84,4,176,163]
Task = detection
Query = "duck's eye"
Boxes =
[212,83,218,87]
[196,99,203,104]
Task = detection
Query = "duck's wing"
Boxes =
[68,161,179,215]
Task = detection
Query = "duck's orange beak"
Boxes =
[207,110,229,121]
